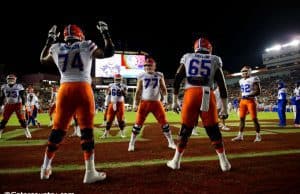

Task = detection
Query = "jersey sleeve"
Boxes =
[156,72,164,78]
[82,40,98,57]
[180,54,188,64]
[17,84,24,91]
[137,72,144,80]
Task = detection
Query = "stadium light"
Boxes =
[265,39,299,52]
[265,44,281,52]
[282,39,299,47]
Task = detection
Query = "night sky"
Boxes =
[0,3,299,78]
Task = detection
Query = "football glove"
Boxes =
[219,113,229,120]
[46,25,60,46]
[172,102,181,114]
[96,21,110,39]
[133,104,138,112]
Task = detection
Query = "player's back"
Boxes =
[50,40,97,84]
[180,53,222,89]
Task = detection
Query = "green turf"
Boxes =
[3,111,295,126]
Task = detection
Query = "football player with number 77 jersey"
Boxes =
[40,21,114,184]
[231,66,262,142]
[128,57,177,152]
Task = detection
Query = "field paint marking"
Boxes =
[1,149,300,174]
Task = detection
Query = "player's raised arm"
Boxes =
[40,25,59,64]
[93,21,115,59]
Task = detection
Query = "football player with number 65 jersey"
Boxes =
[167,37,231,172]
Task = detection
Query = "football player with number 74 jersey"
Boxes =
[40,21,114,184]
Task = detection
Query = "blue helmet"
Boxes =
[278,81,285,89]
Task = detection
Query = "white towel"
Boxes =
[200,86,210,112]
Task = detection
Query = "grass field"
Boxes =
[3,111,296,126]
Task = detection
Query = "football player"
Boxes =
[101,74,127,138]
[167,38,231,172]
[128,57,176,152]
[231,66,262,142]
[48,85,58,127]
[25,88,41,127]
[40,21,114,183]
[0,74,31,138]
[276,80,287,127]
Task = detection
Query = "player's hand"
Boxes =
[21,105,26,114]
[46,25,60,45]
[219,108,229,120]
[96,21,109,33]
[172,102,181,114]
[163,101,168,108]
[133,104,138,112]
[96,21,111,39]
[219,114,229,120]
[104,105,108,111]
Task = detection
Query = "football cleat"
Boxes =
[168,142,177,149]
[83,170,106,184]
[24,128,32,138]
[218,153,231,172]
[128,144,135,152]
[254,134,262,142]
[40,166,52,180]
[191,127,199,135]
[221,126,230,131]
[166,159,180,170]
[119,130,126,138]
[101,131,109,139]
[231,135,243,141]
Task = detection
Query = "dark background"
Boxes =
[0,2,299,78]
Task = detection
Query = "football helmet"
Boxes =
[6,74,17,85]
[114,74,122,84]
[63,24,85,41]
[194,38,212,53]
[144,57,156,73]
[241,66,251,78]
